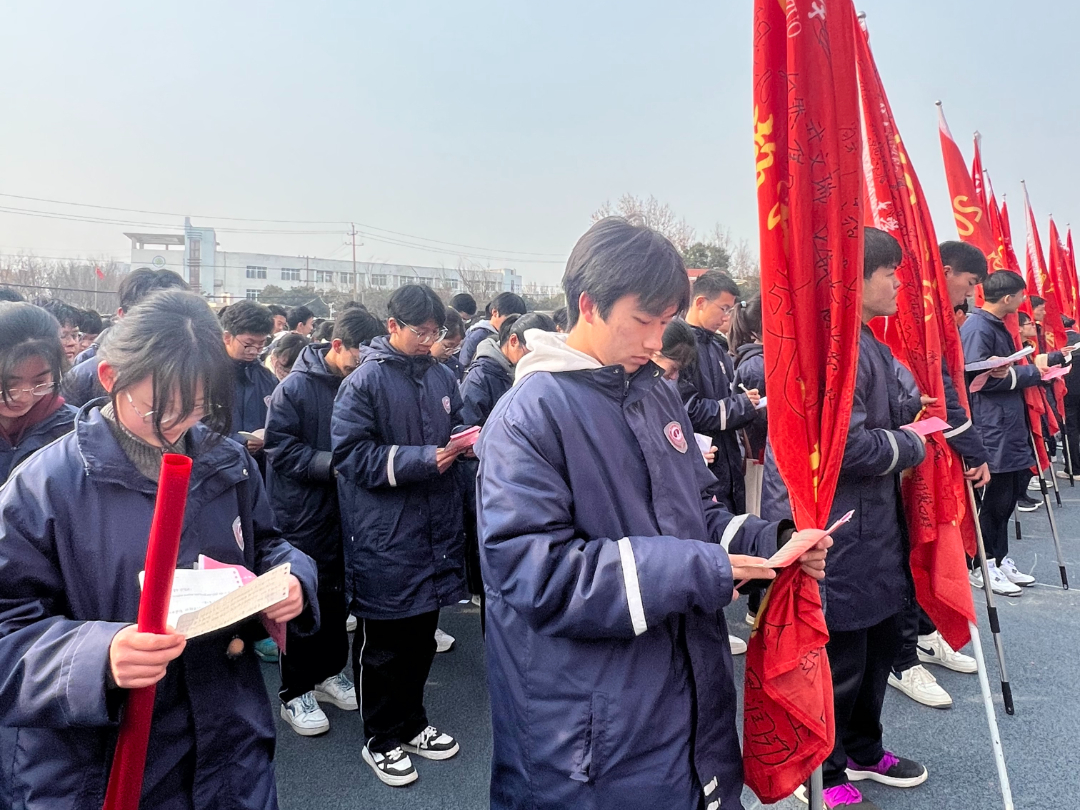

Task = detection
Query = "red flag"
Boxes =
[855,21,976,648]
[1049,218,1076,322]
[1023,188,1068,353]
[746,0,863,801]
[937,105,997,260]
[971,139,1007,274]
[95,266,106,281]
[1068,228,1080,321]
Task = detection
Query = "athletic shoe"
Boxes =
[1017,495,1041,512]
[434,628,455,653]
[999,557,1036,587]
[986,561,1023,597]
[254,638,279,662]
[1056,470,1080,481]
[346,614,358,632]
[969,568,984,589]
[744,610,757,627]
[315,672,358,710]
[728,635,747,655]
[917,632,977,673]
[793,782,880,808]
[280,692,330,736]
[888,665,952,708]
[1027,476,1044,492]
[470,594,482,607]
[402,725,460,760]
[846,751,928,787]
[362,745,418,787]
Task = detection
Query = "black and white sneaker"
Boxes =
[1016,496,1042,512]
[402,725,460,760]
[846,751,927,787]
[362,745,418,787]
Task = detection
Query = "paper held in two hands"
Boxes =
[445,425,481,454]
[733,510,853,589]
[139,558,290,648]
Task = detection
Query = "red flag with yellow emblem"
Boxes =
[937,104,997,262]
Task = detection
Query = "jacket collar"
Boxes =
[365,336,438,379]
[473,336,514,376]
[292,342,342,383]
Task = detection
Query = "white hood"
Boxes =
[514,330,602,385]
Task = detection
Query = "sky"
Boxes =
[1,1,1078,287]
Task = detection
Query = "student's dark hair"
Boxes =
[1030,295,1045,309]
[0,303,64,407]
[312,320,335,342]
[118,268,189,313]
[0,287,25,303]
[939,241,988,282]
[490,292,527,317]
[692,270,740,301]
[287,305,314,330]
[340,300,367,313]
[501,311,557,349]
[77,308,103,335]
[333,308,386,348]
[864,227,903,279]
[728,295,762,353]
[221,300,274,336]
[387,284,446,329]
[982,270,1027,302]
[443,308,466,341]
[1064,316,1077,329]
[954,300,969,314]
[270,332,309,372]
[563,217,690,328]
[37,299,79,328]
[99,291,234,443]
[661,319,699,374]
[552,306,568,331]
[450,293,477,317]
[265,304,287,319]
[1018,311,1032,326]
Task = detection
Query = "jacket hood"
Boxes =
[514,330,602,385]
[292,342,341,381]
[474,335,514,375]
[468,319,497,335]
[734,342,763,364]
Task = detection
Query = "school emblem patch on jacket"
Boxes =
[664,421,688,453]
[442,396,451,414]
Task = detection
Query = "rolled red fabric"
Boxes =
[102,454,193,810]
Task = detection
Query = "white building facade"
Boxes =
[125,219,525,304]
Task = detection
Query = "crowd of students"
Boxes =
[0,217,1070,809]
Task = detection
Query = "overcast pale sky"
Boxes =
[1,1,1077,287]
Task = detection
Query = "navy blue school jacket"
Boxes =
[59,355,106,407]
[331,336,466,620]
[960,308,1042,473]
[264,343,344,575]
[477,332,791,810]
[0,408,319,810]
[0,402,76,484]
[231,359,278,446]
[459,320,497,368]
[460,336,514,429]
[762,325,926,633]
[732,342,767,458]
[678,325,757,511]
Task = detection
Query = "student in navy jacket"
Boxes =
[265,308,385,737]
[431,309,467,381]
[0,291,317,810]
[477,218,831,810]
[678,270,759,512]
[458,291,527,368]
[762,228,930,805]
[0,302,77,484]
[61,268,188,407]
[221,301,277,461]
[961,269,1046,597]
[332,285,468,787]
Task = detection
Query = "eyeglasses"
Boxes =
[233,337,266,352]
[59,329,79,342]
[3,382,57,400]
[398,322,448,345]
[716,303,736,315]
[125,391,209,426]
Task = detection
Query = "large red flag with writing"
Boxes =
[746,0,862,801]
[1049,218,1076,322]
[972,138,1007,274]
[937,105,997,261]
[1024,188,1068,353]
[855,21,976,648]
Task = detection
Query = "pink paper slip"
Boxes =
[741,510,854,570]
[197,555,287,652]
[900,416,950,437]
[446,425,481,453]
[1042,366,1070,382]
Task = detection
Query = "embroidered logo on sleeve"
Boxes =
[664,421,688,453]
[232,516,244,550]
[442,395,452,414]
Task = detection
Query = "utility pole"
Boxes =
[351,223,358,297]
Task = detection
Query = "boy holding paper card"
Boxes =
[476,218,831,810]
[0,290,317,810]
[763,228,930,804]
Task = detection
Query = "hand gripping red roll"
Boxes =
[102,454,194,810]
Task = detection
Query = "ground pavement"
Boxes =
[266,476,1080,810]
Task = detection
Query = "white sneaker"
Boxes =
[435,628,455,653]
[346,614,358,632]
[362,745,418,786]
[744,610,757,627]
[315,672,358,710]
[888,664,952,708]
[402,725,460,760]
[969,568,984,589]
[728,635,747,655]
[999,557,1036,587]
[280,692,330,736]
[917,631,977,673]
[1056,469,1079,481]
[470,594,482,607]
[986,561,1023,597]
[1028,476,1045,491]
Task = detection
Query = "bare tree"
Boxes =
[591,194,697,253]
[0,255,127,311]
[703,224,759,280]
